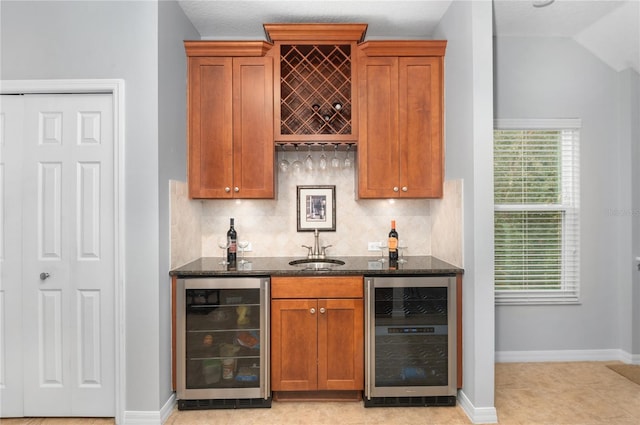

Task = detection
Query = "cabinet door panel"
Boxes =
[233,57,274,198]
[358,56,399,198]
[271,299,318,391]
[399,57,443,198]
[317,299,364,390]
[188,57,233,198]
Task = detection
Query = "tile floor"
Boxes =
[2,362,639,424]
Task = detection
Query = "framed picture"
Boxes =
[296,185,336,232]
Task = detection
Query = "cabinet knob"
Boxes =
[402,186,408,192]
[319,307,326,314]
[393,187,399,192]
[234,187,240,193]
[225,187,231,193]
[310,308,316,314]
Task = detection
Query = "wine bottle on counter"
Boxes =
[227,218,237,263]
[388,220,399,261]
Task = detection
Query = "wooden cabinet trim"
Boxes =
[185,40,273,57]
[359,40,447,57]
[264,23,368,42]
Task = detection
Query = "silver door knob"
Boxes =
[310,308,316,314]
[319,307,326,314]
[402,186,408,192]
[40,272,50,281]
[224,187,231,193]
[234,187,239,193]
[393,187,399,192]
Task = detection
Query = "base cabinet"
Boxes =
[270,276,364,392]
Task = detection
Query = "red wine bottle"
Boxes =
[227,218,237,263]
[388,220,398,261]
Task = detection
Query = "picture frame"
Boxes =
[296,185,336,232]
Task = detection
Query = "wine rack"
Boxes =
[279,44,353,136]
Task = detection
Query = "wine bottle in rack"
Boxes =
[388,220,399,261]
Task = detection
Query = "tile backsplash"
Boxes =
[170,155,463,268]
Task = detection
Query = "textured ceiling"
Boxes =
[178,0,639,73]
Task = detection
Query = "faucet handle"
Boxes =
[302,245,313,258]
[320,244,332,258]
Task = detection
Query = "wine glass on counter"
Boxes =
[398,240,408,263]
[377,240,387,263]
[217,237,230,265]
[238,240,250,264]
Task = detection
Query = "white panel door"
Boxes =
[19,94,115,417]
[0,95,25,418]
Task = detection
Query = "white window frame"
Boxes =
[494,119,581,305]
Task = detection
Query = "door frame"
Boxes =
[1,79,125,424]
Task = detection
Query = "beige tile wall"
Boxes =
[170,154,463,267]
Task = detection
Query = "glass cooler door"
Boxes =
[177,277,270,401]
[365,276,456,399]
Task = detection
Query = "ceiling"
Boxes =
[178,0,639,73]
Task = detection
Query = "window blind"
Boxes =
[494,119,580,305]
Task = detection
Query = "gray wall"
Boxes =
[494,36,640,358]
[435,0,496,415]
[158,0,199,408]
[0,0,163,415]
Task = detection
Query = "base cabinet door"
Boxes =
[271,298,364,391]
[318,298,364,390]
[271,299,318,391]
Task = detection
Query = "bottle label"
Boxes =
[229,240,237,254]
[388,237,398,251]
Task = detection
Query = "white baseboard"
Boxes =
[495,348,639,364]
[121,393,176,425]
[457,390,498,424]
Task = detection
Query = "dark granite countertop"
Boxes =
[170,256,463,277]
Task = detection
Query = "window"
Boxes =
[494,119,580,304]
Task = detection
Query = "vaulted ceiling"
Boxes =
[178,0,639,73]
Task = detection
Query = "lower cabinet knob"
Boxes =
[393,187,399,192]
[319,307,326,314]
[224,187,231,193]
[310,308,316,314]
[402,186,408,192]
[234,187,240,193]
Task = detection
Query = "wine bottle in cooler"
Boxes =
[227,218,237,263]
[388,220,399,261]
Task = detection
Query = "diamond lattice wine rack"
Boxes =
[264,23,367,143]
[280,44,352,136]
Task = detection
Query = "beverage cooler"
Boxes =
[176,277,271,409]
[364,276,456,407]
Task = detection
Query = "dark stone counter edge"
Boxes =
[169,256,463,278]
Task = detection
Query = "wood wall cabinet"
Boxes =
[185,41,275,199]
[271,276,364,395]
[357,41,446,199]
[264,24,367,144]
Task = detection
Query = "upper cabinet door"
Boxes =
[357,56,400,198]
[232,56,275,198]
[185,42,275,199]
[187,57,234,199]
[398,56,443,198]
[357,41,446,199]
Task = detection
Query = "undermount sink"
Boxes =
[288,258,346,270]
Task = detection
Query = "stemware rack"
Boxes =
[275,142,356,152]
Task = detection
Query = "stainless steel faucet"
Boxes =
[302,229,332,259]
